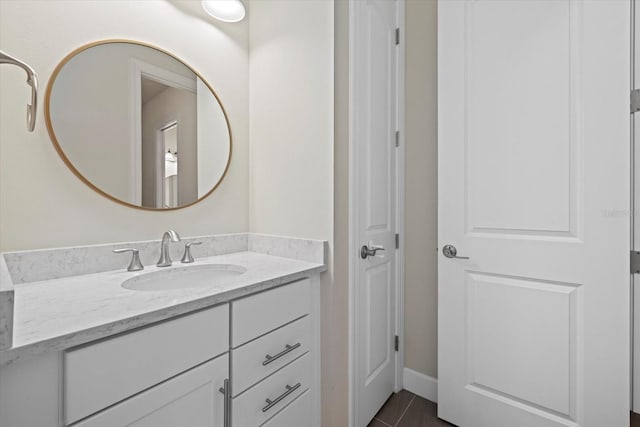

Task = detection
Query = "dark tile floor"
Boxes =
[369,391,640,427]
[368,390,455,427]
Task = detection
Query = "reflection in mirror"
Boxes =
[161,123,178,208]
[45,40,231,210]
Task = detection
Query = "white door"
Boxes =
[352,0,398,425]
[75,355,229,427]
[438,1,630,427]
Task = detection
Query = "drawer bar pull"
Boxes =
[219,378,230,427]
[263,342,301,366]
[262,382,302,412]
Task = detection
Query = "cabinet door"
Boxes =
[74,354,228,427]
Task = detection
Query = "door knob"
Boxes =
[442,244,469,259]
[361,244,385,259]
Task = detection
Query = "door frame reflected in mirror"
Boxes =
[158,121,178,209]
[133,60,196,206]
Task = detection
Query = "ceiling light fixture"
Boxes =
[201,0,246,23]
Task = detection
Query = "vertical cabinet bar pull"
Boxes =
[262,383,302,413]
[263,342,301,366]
[219,379,230,427]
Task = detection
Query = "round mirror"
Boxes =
[45,40,232,210]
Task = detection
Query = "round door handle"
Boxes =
[361,244,385,259]
[442,244,469,260]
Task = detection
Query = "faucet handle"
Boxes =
[181,241,202,264]
[113,248,144,272]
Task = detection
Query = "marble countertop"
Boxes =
[0,251,325,366]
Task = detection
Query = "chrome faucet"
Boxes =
[157,230,181,267]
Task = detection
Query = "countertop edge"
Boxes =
[0,264,325,367]
[0,256,14,351]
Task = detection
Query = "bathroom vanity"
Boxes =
[0,234,325,427]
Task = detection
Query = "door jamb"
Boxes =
[632,0,638,413]
[395,0,406,396]
[347,0,406,425]
[347,2,357,423]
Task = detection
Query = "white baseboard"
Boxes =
[403,368,438,403]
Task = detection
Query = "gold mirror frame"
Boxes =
[44,39,233,211]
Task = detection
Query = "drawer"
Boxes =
[261,389,311,427]
[232,279,310,347]
[232,315,310,396]
[232,353,310,427]
[64,304,229,425]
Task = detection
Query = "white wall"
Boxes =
[0,0,249,251]
[249,0,333,241]
[248,0,336,423]
[197,78,230,199]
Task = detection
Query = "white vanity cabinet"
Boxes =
[0,275,321,427]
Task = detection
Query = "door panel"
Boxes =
[353,0,398,425]
[465,1,577,236]
[438,1,630,426]
[467,273,577,417]
[365,264,392,381]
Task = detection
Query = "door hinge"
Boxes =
[395,28,400,45]
[395,233,399,249]
[632,251,640,274]
[394,335,399,352]
[631,89,640,113]
[395,130,399,147]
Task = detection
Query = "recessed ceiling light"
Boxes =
[201,0,246,23]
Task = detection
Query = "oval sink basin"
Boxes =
[122,264,246,291]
